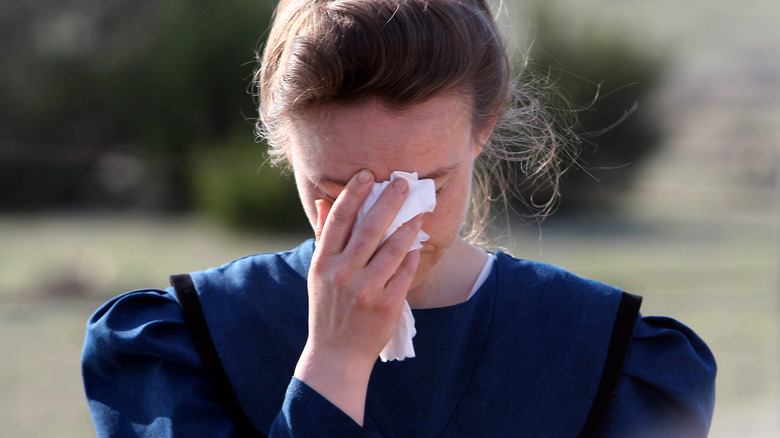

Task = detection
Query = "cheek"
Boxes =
[423,185,471,242]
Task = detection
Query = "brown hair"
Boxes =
[255,0,575,243]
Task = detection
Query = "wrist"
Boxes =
[293,343,376,425]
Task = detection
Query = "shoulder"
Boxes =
[489,253,716,434]
[493,251,622,290]
[81,288,207,420]
[487,252,630,356]
[83,288,196,371]
[629,315,716,380]
[82,289,251,436]
[82,287,189,363]
[491,251,625,312]
[189,239,314,293]
[82,242,316,434]
[184,240,312,344]
[83,239,314,373]
[616,315,716,433]
[593,315,717,437]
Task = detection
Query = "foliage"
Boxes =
[0,0,276,213]
[0,0,667,229]
[190,132,308,232]
[518,2,668,213]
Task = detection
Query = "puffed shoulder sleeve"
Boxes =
[598,315,717,437]
[82,289,239,437]
[82,288,381,438]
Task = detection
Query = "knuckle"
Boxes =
[309,251,329,271]
[378,293,399,312]
[353,286,369,304]
[309,260,326,276]
[331,266,351,288]
[329,206,352,224]
[384,241,407,260]
[357,220,383,239]
[353,283,375,306]
[349,237,371,257]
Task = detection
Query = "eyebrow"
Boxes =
[318,163,461,187]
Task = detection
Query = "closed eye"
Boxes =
[315,183,342,202]
[318,189,338,202]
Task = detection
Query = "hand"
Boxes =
[294,169,423,424]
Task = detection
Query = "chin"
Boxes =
[413,246,440,274]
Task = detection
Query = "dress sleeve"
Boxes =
[82,289,239,437]
[271,378,380,437]
[597,315,717,438]
[82,289,380,437]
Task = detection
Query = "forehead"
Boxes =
[288,94,475,183]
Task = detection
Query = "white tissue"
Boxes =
[354,171,436,251]
[353,171,436,361]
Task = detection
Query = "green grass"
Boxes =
[0,212,777,437]
[0,214,305,438]
[0,302,97,438]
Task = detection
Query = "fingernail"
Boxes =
[393,178,408,194]
[357,169,371,183]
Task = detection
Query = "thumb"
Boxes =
[313,199,332,244]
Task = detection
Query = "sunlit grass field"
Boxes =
[0,209,776,437]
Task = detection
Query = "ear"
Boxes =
[472,143,484,159]
[473,111,499,157]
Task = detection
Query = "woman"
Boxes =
[82,0,716,436]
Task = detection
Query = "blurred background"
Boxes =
[0,0,777,436]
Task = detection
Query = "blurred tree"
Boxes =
[94,0,277,211]
[0,0,277,213]
[1,0,668,230]
[190,130,309,232]
[515,1,668,214]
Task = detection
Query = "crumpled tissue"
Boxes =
[353,171,436,361]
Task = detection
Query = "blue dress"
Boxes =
[82,240,716,437]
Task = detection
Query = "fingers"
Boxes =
[313,199,332,244]
[346,178,410,263]
[366,214,423,279]
[316,169,374,256]
[315,169,420,287]
[384,247,421,303]
[304,171,424,370]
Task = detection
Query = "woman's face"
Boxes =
[286,93,490,290]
